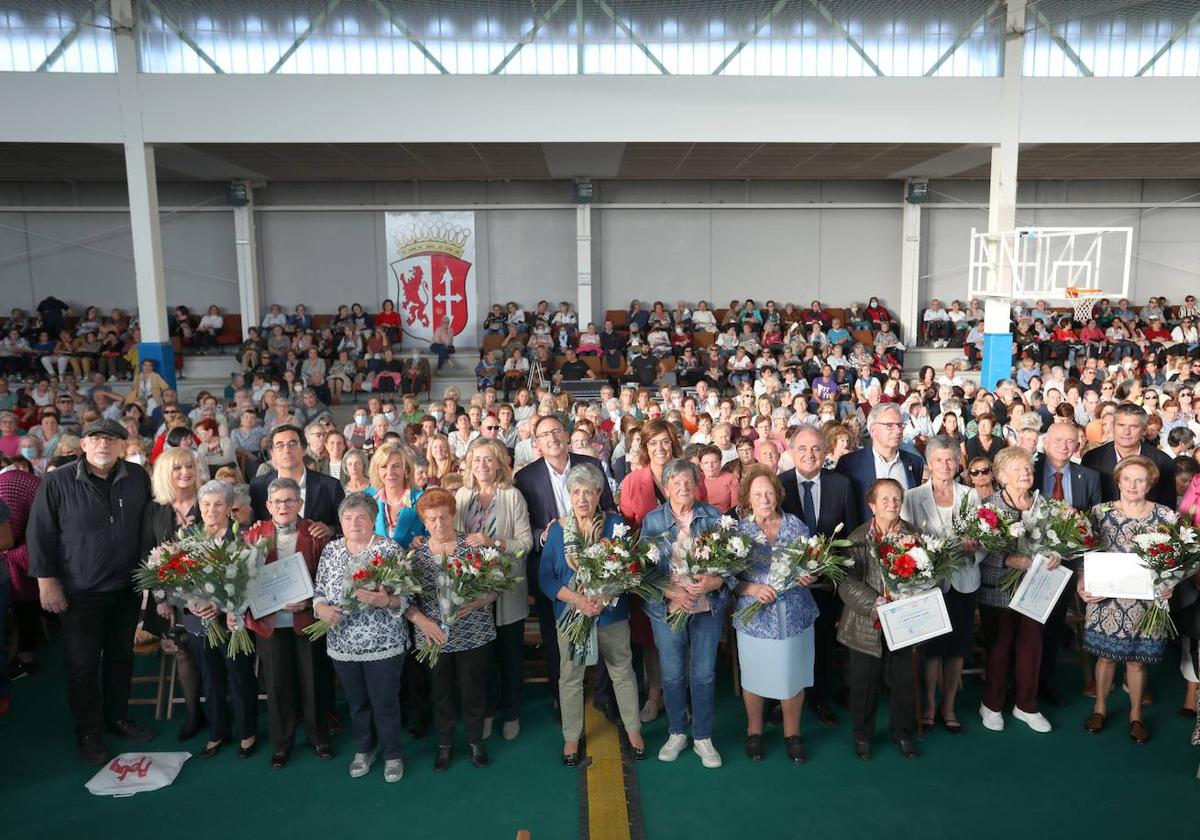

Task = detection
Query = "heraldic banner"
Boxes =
[385,210,477,346]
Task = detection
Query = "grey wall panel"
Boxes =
[923,207,988,306]
[597,209,711,310]
[0,213,35,310]
[258,210,379,312]
[485,209,576,309]
[24,212,136,311]
[817,209,902,306]
[709,209,820,307]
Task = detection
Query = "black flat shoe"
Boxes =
[813,703,839,728]
[469,743,489,768]
[270,750,290,769]
[1181,707,1197,719]
[940,715,964,736]
[744,734,764,761]
[78,734,112,766]
[197,741,224,759]
[177,712,206,742]
[893,737,918,758]
[562,752,581,767]
[783,735,806,764]
[434,745,452,772]
[238,740,257,759]
[314,743,333,760]
[853,739,871,761]
[108,718,155,743]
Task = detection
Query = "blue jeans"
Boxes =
[649,601,727,740]
[429,343,450,370]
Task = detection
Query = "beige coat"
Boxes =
[454,485,533,626]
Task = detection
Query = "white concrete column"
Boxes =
[986,0,1025,297]
[233,183,261,338]
[898,182,922,348]
[576,202,593,327]
[113,0,174,381]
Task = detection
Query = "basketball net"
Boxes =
[1064,287,1102,322]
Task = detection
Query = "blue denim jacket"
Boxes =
[731,513,819,640]
[640,501,731,620]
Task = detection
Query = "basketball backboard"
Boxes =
[967,227,1132,303]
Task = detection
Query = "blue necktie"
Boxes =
[801,480,818,534]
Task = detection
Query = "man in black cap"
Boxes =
[27,417,154,764]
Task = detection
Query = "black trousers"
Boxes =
[194,632,258,742]
[334,654,405,761]
[487,620,525,723]
[1039,581,1075,691]
[431,642,493,747]
[400,628,432,732]
[847,647,918,742]
[809,587,842,708]
[59,589,138,738]
[527,554,561,699]
[258,627,333,751]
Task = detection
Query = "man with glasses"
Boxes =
[478,412,514,462]
[513,415,615,698]
[836,402,925,523]
[242,477,334,769]
[27,418,154,764]
[1032,422,1101,706]
[249,424,344,535]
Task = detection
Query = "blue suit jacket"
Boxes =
[835,446,925,524]
[1032,456,1102,512]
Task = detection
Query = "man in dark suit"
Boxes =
[835,402,925,524]
[513,414,615,703]
[1033,421,1102,706]
[1081,404,1176,507]
[249,424,345,535]
[780,425,860,728]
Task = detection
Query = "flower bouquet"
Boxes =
[875,530,964,598]
[733,523,854,624]
[414,547,522,666]
[136,528,269,657]
[302,545,421,641]
[667,515,755,632]
[999,495,1097,594]
[557,523,666,657]
[1130,522,1200,638]
[952,496,1020,553]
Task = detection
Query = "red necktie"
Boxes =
[1052,470,1065,501]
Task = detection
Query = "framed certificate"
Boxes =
[249,553,314,619]
[1009,556,1073,624]
[877,588,953,651]
[1084,552,1154,600]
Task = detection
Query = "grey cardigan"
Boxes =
[901,481,982,594]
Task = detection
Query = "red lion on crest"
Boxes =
[400,265,429,328]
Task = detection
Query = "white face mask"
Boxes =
[126,453,146,465]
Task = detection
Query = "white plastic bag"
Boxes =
[85,752,191,797]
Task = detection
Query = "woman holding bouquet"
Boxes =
[1081,456,1176,743]
[839,479,920,759]
[540,463,646,766]
[979,446,1059,734]
[902,436,979,734]
[407,488,497,772]
[188,480,259,760]
[312,493,409,783]
[140,448,204,741]
[453,438,532,742]
[732,464,817,763]
[641,458,728,769]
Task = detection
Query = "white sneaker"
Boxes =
[979,704,1005,732]
[502,719,520,741]
[1012,707,1053,733]
[692,738,722,769]
[383,758,404,783]
[349,750,377,778]
[482,716,493,739]
[658,733,689,762]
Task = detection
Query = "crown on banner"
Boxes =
[394,222,470,259]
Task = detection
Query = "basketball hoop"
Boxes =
[1065,287,1102,322]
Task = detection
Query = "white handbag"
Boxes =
[85,752,191,798]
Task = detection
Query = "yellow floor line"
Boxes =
[583,700,632,840]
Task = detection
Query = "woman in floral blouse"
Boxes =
[313,493,409,784]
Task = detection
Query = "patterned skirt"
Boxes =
[1083,598,1167,664]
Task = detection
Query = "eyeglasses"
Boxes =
[535,428,565,439]
[968,467,992,477]
[162,409,180,416]
[272,440,302,450]
[482,424,500,431]
[267,497,300,506]
[874,422,903,430]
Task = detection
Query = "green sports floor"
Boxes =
[2,639,1196,840]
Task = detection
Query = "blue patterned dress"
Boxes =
[732,513,819,699]
[1084,502,1173,664]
